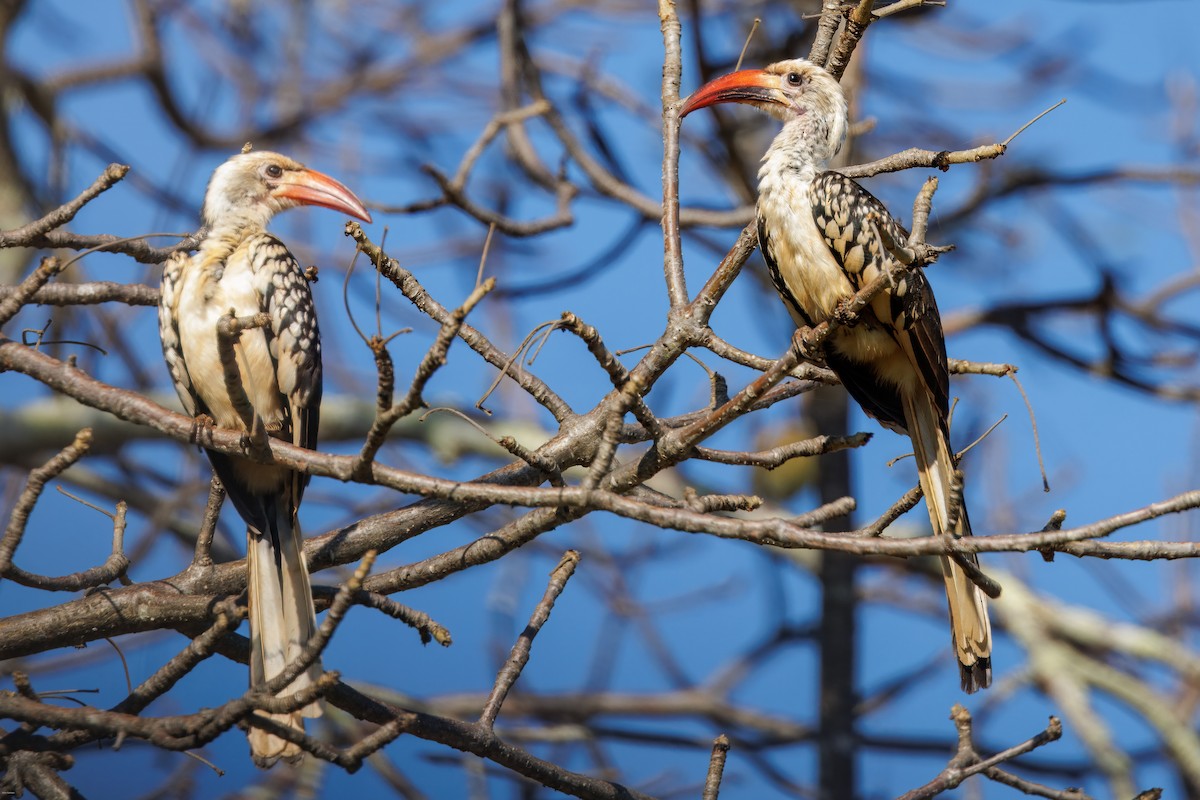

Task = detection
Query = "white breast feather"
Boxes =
[175,247,286,436]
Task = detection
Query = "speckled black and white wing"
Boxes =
[808,171,951,431]
[158,250,202,418]
[248,233,323,498]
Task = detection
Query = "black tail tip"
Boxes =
[960,657,992,694]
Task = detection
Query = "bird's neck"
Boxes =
[756,103,846,193]
[199,218,268,262]
[757,121,826,204]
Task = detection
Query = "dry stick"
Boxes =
[353,277,496,477]
[559,311,664,440]
[862,485,924,537]
[116,602,244,711]
[616,379,813,441]
[948,358,1016,377]
[476,318,563,413]
[622,330,810,491]
[734,20,761,72]
[423,162,577,237]
[0,163,128,248]
[421,406,565,486]
[844,99,1067,182]
[0,281,159,308]
[875,178,953,267]
[0,257,64,328]
[504,0,742,233]
[701,734,732,800]
[191,478,225,569]
[361,505,575,599]
[495,434,566,487]
[874,0,946,18]
[613,344,728,406]
[824,0,877,81]
[55,487,130,586]
[454,102,552,190]
[683,487,761,514]
[704,329,832,381]
[1009,370,1051,492]
[12,229,202,266]
[347,223,573,423]
[693,431,872,468]
[0,429,129,591]
[479,550,581,729]
[954,414,1008,463]
[340,588,452,646]
[946,547,1002,600]
[496,0,560,191]
[693,222,758,322]
[54,233,200,284]
[24,599,253,757]
[368,331,397,413]
[896,705,1072,800]
[583,388,637,491]
[980,768,1097,800]
[2,752,75,799]
[1004,99,1068,147]
[475,222,497,288]
[0,667,328,758]
[658,0,686,307]
[808,2,844,70]
[344,231,413,404]
[335,716,409,771]
[215,311,271,455]
[909,176,937,245]
[324,685,659,800]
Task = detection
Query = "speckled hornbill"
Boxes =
[159,151,371,763]
[682,60,992,692]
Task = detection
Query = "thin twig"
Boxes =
[702,734,731,800]
[479,550,580,728]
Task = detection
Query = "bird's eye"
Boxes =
[264,164,284,179]
[786,72,803,86]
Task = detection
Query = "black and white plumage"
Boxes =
[159,151,371,764]
[682,59,992,692]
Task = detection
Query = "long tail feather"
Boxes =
[246,502,322,767]
[902,390,992,693]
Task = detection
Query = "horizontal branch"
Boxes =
[0,281,159,307]
[0,164,129,248]
[4,340,1196,570]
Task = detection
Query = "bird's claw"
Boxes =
[832,296,860,328]
[190,413,217,445]
[794,326,826,363]
[239,428,273,461]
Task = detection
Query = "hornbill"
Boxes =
[159,151,371,763]
[681,60,992,692]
